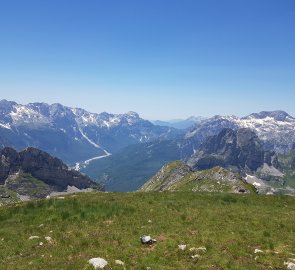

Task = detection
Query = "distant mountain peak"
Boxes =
[126,111,139,117]
[246,110,293,121]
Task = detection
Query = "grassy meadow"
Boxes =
[0,192,295,269]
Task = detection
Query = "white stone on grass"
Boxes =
[254,249,264,254]
[115,259,124,265]
[190,247,207,252]
[29,236,39,240]
[45,236,53,243]
[88,257,108,269]
[284,261,295,270]
[191,254,201,259]
[178,244,187,251]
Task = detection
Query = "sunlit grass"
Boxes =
[0,192,294,269]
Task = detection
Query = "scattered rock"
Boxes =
[0,194,10,198]
[148,220,152,223]
[88,257,108,269]
[191,254,201,259]
[45,236,53,243]
[146,267,152,270]
[284,261,295,270]
[39,242,44,246]
[190,247,207,253]
[39,224,44,227]
[178,244,187,251]
[254,249,264,254]
[29,236,39,240]
[115,260,124,265]
[140,235,157,245]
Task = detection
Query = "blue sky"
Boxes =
[0,0,295,120]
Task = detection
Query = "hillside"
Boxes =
[0,147,102,204]
[0,192,295,269]
[141,161,254,193]
[278,150,295,188]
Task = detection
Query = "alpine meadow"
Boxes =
[1,1,295,270]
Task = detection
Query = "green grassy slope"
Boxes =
[278,150,295,188]
[1,192,295,269]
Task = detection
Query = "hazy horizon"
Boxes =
[1,0,295,119]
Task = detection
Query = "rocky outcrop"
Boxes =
[187,128,277,173]
[0,147,102,192]
[140,161,252,193]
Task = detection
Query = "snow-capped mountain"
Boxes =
[0,100,181,164]
[182,110,295,156]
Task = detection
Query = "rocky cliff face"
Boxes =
[187,128,277,173]
[183,110,295,156]
[0,147,102,193]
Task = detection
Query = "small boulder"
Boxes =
[254,249,263,254]
[284,261,295,270]
[140,235,157,245]
[88,257,108,269]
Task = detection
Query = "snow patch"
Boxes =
[0,123,11,129]
[78,127,101,148]
[253,182,261,187]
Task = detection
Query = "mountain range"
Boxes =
[182,110,295,157]
[1,99,295,193]
[143,128,295,195]
[0,100,181,164]
[83,111,295,191]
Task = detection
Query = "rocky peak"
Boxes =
[246,110,293,121]
[187,128,274,172]
[27,102,50,117]
[126,111,140,118]
[0,147,102,192]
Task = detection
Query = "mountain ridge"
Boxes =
[0,100,181,164]
[183,110,295,156]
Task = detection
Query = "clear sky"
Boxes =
[0,0,295,120]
